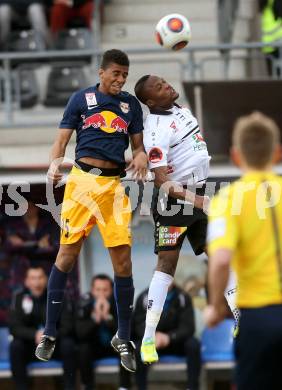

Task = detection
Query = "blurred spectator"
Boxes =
[183,275,206,299]
[49,0,94,38]
[9,265,76,390]
[1,201,78,325]
[132,283,201,390]
[217,0,239,43]
[0,212,10,325]
[0,0,50,49]
[183,275,207,340]
[0,252,11,325]
[75,274,130,390]
[259,0,282,76]
[5,201,59,262]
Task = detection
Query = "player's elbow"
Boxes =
[212,249,232,269]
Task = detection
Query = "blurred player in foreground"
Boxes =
[205,112,282,390]
[134,75,210,364]
[35,49,147,372]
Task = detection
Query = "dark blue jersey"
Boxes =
[59,84,144,165]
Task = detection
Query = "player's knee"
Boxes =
[56,248,78,273]
[113,257,132,276]
[110,245,132,276]
[157,253,177,276]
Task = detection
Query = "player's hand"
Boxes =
[125,152,148,181]
[47,163,63,185]
[194,195,210,213]
[204,304,227,328]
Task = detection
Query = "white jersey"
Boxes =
[143,104,211,186]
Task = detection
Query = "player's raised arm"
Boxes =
[126,132,148,181]
[48,128,74,185]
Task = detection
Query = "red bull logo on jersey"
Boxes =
[82,110,128,134]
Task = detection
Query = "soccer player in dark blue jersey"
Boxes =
[35,49,148,372]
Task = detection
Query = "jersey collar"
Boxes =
[95,83,123,98]
[150,103,181,116]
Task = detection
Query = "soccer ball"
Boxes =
[155,14,191,51]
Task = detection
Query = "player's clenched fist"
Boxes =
[194,194,210,214]
[47,162,63,185]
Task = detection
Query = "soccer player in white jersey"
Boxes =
[134,75,211,366]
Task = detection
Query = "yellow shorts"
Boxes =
[60,166,132,247]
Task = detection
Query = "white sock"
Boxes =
[224,270,240,323]
[142,271,174,342]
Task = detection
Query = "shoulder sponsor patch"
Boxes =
[149,147,163,163]
[207,217,226,243]
[85,93,97,108]
[120,102,130,113]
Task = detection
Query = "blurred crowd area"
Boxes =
[0,200,79,327]
[0,0,110,110]
[0,0,104,51]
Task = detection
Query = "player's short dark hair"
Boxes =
[101,49,129,69]
[91,273,113,287]
[232,112,280,169]
[134,75,150,104]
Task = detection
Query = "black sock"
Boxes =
[114,275,134,341]
[44,265,68,338]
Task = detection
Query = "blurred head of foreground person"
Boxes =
[230,111,281,172]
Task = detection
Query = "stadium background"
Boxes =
[0,0,282,389]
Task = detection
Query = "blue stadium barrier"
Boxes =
[0,327,11,377]
[93,357,119,367]
[28,360,62,370]
[201,319,235,362]
[0,327,10,362]
[159,355,186,364]
[0,362,10,371]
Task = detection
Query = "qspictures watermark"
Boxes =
[1,157,281,234]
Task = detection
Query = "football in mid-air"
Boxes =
[155,14,191,51]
